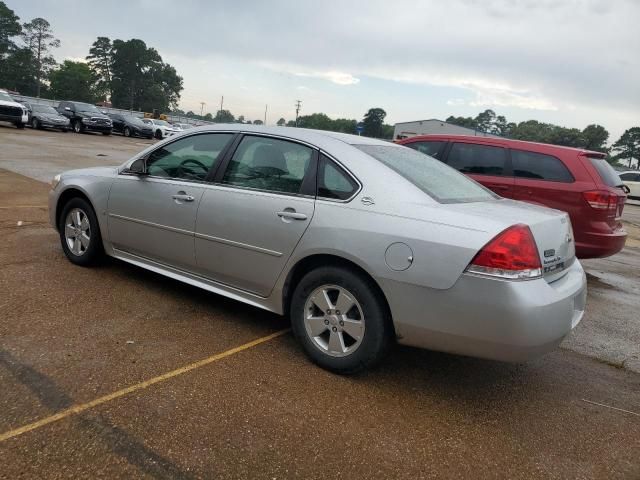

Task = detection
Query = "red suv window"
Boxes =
[511,150,574,182]
[447,143,507,176]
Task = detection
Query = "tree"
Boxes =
[86,36,112,100]
[363,107,386,138]
[445,115,477,130]
[49,60,96,102]
[286,120,296,127]
[213,109,234,123]
[611,127,640,168]
[0,1,21,59]
[236,115,245,123]
[582,124,609,152]
[474,109,496,133]
[203,112,213,121]
[110,38,183,112]
[21,17,60,97]
[253,119,263,125]
[277,117,286,126]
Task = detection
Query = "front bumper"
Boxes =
[0,113,28,124]
[381,260,586,362]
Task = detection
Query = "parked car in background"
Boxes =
[49,125,586,374]
[173,122,193,130]
[57,101,113,135]
[619,171,640,200]
[0,89,29,129]
[398,135,627,259]
[142,118,181,139]
[27,103,70,131]
[108,113,154,139]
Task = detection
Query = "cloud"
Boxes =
[447,98,466,106]
[294,71,360,86]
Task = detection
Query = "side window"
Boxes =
[318,154,358,200]
[447,143,507,176]
[620,172,639,182]
[146,133,233,181]
[512,150,574,182]
[406,141,445,159]
[222,136,313,194]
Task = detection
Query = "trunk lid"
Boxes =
[442,199,576,282]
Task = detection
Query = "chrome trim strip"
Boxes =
[109,213,193,236]
[194,232,283,257]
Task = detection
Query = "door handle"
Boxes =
[277,210,307,220]
[172,194,195,202]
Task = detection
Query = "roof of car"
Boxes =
[400,134,605,157]
[188,123,392,149]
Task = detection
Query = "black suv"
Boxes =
[107,113,154,139]
[57,101,113,135]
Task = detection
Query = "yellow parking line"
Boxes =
[0,205,48,209]
[0,329,290,443]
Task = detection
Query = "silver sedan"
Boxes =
[49,125,586,373]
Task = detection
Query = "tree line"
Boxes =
[0,1,183,112]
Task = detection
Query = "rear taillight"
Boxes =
[583,190,618,211]
[466,224,542,280]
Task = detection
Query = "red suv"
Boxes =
[397,135,627,258]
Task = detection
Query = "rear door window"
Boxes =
[620,172,640,182]
[512,150,574,182]
[447,143,507,176]
[588,157,623,187]
[406,141,446,159]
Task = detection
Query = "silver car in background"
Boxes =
[49,125,586,373]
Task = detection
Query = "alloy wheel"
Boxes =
[64,208,91,256]
[303,284,365,357]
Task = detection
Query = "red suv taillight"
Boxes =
[583,190,618,211]
[466,224,542,280]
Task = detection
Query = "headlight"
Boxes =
[82,117,91,124]
[51,174,61,190]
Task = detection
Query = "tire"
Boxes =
[290,266,392,374]
[154,129,163,140]
[62,128,69,133]
[31,118,41,129]
[124,126,131,137]
[102,131,111,136]
[73,121,83,133]
[58,197,104,267]
[15,122,25,129]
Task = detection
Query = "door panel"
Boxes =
[108,176,205,270]
[194,186,314,296]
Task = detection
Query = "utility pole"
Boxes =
[199,102,206,117]
[264,104,268,125]
[220,96,224,113]
[295,100,302,127]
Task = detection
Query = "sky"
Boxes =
[8,0,640,140]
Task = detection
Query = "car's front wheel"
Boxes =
[15,122,25,129]
[31,118,40,129]
[58,198,103,266]
[124,126,131,137]
[155,129,163,140]
[290,266,392,374]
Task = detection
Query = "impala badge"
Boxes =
[544,249,556,258]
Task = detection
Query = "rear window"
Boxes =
[512,150,574,182]
[356,145,497,204]
[589,157,623,187]
[447,143,507,176]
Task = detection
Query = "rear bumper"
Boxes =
[575,225,627,258]
[380,260,587,362]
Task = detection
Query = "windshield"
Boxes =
[154,120,170,126]
[0,91,15,102]
[33,105,58,114]
[588,157,623,188]
[356,145,498,204]
[125,115,146,126]
[75,103,101,114]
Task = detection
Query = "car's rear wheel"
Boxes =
[15,122,25,129]
[155,129,163,139]
[73,121,83,133]
[124,126,131,137]
[58,198,103,266]
[290,266,392,374]
[31,118,40,129]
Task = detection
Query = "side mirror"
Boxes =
[128,158,147,175]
